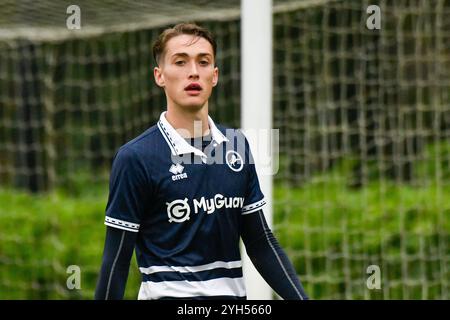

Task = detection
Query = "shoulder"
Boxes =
[116,124,162,158]
[112,125,160,164]
[111,129,158,181]
[122,125,159,151]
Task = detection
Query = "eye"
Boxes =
[199,60,210,66]
[175,60,185,66]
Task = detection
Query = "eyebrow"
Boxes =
[171,52,213,59]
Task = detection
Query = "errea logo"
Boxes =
[169,163,188,181]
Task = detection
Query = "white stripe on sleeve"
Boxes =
[104,216,140,232]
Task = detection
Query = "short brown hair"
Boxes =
[152,23,217,65]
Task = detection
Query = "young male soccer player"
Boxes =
[95,23,308,300]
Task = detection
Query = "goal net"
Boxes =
[0,0,448,299]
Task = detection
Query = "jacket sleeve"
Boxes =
[241,209,309,300]
[94,226,138,300]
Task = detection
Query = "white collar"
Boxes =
[157,111,229,157]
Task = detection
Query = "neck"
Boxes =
[165,102,210,138]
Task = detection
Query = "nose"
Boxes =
[188,61,199,79]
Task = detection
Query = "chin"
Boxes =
[180,103,205,112]
[178,99,208,111]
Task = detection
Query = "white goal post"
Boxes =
[241,0,274,300]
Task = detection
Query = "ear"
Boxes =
[212,66,219,87]
[153,66,165,87]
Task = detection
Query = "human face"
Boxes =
[153,34,219,111]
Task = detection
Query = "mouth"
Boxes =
[184,83,203,92]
